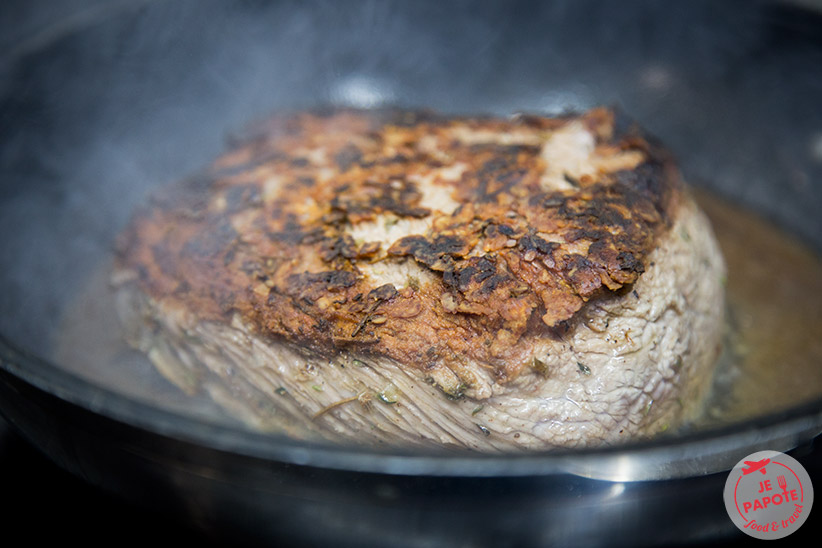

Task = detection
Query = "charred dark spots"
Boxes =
[320,235,359,262]
[592,207,627,227]
[320,270,359,289]
[472,257,498,282]
[325,270,358,290]
[557,201,583,218]
[299,228,326,245]
[444,256,506,295]
[566,228,605,242]
[444,261,482,292]
[384,154,410,164]
[619,190,644,211]
[388,235,427,257]
[380,179,430,218]
[536,194,565,208]
[442,268,457,289]
[389,234,466,268]
[485,223,518,240]
[433,235,468,255]
[287,270,359,292]
[368,283,399,303]
[389,204,431,219]
[617,251,645,273]
[565,254,593,272]
[498,224,516,237]
[475,155,532,201]
[554,193,641,241]
[585,240,610,259]
[321,207,348,226]
[120,107,688,374]
[471,153,521,200]
[470,143,541,157]
[283,293,314,315]
[519,234,559,255]
[478,273,509,295]
[357,241,381,258]
[612,162,668,210]
[457,265,479,290]
[329,178,430,219]
[351,283,398,338]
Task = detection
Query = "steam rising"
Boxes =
[330,75,396,108]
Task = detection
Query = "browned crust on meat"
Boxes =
[116,107,681,382]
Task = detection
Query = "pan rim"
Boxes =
[2,333,820,481]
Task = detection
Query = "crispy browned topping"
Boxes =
[116,107,681,382]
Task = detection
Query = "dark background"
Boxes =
[1,413,819,546]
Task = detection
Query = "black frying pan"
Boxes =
[2,1,822,545]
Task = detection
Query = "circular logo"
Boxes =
[723,450,814,539]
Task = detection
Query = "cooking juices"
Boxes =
[694,190,822,428]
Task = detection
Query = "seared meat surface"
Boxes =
[114,107,725,449]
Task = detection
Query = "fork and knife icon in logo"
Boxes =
[777,475,789,498]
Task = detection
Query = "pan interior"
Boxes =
[1,0,822,475]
